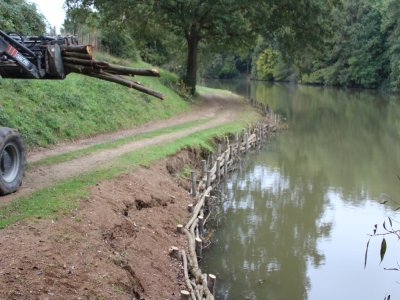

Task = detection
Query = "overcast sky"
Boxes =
[29,0,66,34]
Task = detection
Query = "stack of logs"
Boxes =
[171,113,280,300]
[60,44,164,100]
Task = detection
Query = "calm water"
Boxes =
[201,80,400,300]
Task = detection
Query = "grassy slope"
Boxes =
[0,54,189,147]
[0,53,262,227]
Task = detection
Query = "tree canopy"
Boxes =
[65,0,336,94]
[0,0,45,34]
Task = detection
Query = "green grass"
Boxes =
[196,86,240,97]
[0,121,247,229]
[29,118,208,168]
[0,54,189,147]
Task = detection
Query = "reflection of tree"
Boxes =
[202,153,331,300]
[269,85,400,206]
[212,81,400,206]
[200,80,400,299]
[204,79,400,206]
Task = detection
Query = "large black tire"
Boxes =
[0,127,25,195]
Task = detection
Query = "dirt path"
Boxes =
[0,93,256,300]
[2,93,245,203]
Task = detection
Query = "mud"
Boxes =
[0,152,199,299]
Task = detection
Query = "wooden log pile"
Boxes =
[60,44,164,100]
[171,113,281,300]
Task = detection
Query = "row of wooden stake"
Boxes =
[170,114,280,300]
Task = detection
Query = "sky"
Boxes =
[29,0,66,34]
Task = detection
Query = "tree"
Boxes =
[255,48,279,81]
[66,0,336,94]
[0,0,45,34]
[381,0,400,91]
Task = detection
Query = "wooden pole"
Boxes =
[105,65,160,77]
[177,224,183,234]
[207,274,217,295]
[191,171,197,197]
[188,204,193,213]
[61,44,93,55]
[217,144,222,158]
[216,158,221,183]
[195,238,202,259]
[206,170,211,188]
[180,290,190,300]
[62,51,93,60]
[224,152,228,176]
[87,72,165,100]
[205,194,210,209]
[198,216,204,235]
[201,160,207,179]
[169,246,180,259]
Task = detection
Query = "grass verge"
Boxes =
[0,121,247,228]
[29,118,209,168]
[0,53,189,147]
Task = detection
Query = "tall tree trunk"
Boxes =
[184,28,199,95]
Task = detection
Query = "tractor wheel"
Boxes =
[0,127,25,195]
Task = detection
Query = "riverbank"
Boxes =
[0,90,266,299]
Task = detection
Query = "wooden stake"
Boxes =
[244,133,248,153]
[169,246,180,259]
[180,290,190,300]
[206,170,211,188]
[198,216,204,235]
[217,144,222,158]
[195,238,202,259]
[224,152,228,176]
[177,224,183,234]
[216,158,221,183]
[205,195,210,208]
[188,204,193,213]
[201,160,207,179]
[207,274,217,295]
[191,171,197,197]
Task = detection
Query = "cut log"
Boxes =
[62,51,93,60]
[87,72,164,100]
[62,57,109,68]
[61,44,94,55]
[105,65,160,77]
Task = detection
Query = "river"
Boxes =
[201,80,400,300]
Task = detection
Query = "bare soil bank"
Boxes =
[0,150,200,300]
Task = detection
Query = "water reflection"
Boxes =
[202,80,400,205]
[201,81,400,299]
[203,151,330,300]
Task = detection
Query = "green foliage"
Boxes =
[255,48,279,81]
[0,0,45,34]
[381,0,400,91]
[66,0,335,94]
[202,54,244,79]
[300,0,400,91]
